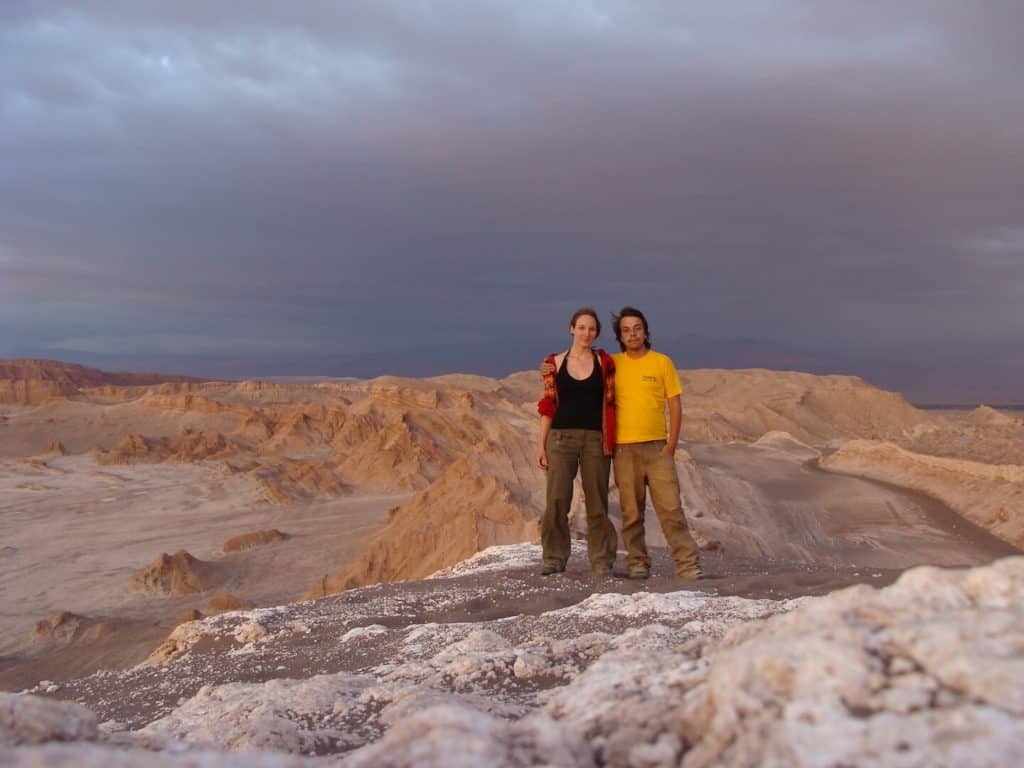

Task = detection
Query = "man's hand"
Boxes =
[661,443,677,456]
[536,447,549,470]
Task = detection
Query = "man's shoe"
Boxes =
[540,563,565,576]
[591,565,614,578]
[626,567,651,581]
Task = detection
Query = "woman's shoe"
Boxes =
[540,563,565,576]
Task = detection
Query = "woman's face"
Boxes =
[570,314,599,347]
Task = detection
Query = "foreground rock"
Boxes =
[4,546,1023,767]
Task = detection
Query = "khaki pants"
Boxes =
[542,429,617,570]
[613,441,700,575]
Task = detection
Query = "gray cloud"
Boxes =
[2,1,1023,400]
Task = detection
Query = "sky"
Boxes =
[2,1,1022,402]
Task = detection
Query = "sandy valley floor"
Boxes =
[0,456,404,688]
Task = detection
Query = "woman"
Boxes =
[536,307,618,576]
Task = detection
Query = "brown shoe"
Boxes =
[627,567,651,580]
[540,563,566,576]
[591,564,614,578]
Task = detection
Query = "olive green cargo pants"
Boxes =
[541,429,618,571]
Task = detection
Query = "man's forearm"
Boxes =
[666,395,682,451]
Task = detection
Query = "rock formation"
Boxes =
[132,551,221,596]
[222,530,288,553]
[31,612,113,648]
[309,438,539,596]
[0,359,206,406]
[205,594,254,613]
[37,440,67,457]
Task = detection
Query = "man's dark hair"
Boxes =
[612,306,651,351]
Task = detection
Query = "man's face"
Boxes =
[619,316,647,351]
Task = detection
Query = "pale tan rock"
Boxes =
[205,593,254,613]
[31,612,115,649]
[38,440,67,457]
[678,557,1024,768]
[308,446,539,596]
[132,550,220,596]
[0,693,98,746]
[222,529,288,552]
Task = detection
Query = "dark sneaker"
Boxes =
[627,567,651,580]
[540,563,566,576]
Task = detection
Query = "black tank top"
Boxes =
[551,352,603,431]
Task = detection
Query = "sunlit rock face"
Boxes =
[3,547,1024,767]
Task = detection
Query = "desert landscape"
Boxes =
[2,357,1022,766]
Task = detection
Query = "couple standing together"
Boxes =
[536,306,702,580]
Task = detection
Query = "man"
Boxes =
[542,306,702,579]
[609,307,702,580]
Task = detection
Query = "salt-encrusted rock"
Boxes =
[0,743,313,766]
[0,693,98,746]
[678,556,1024,768]
[140,675,378,754]
[340,703,594,768]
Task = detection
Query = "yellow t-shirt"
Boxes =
[612,350,683,443]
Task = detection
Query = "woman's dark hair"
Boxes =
[569,307,601,337]
[612,306,651,351]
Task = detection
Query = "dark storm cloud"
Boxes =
[2,1,1022,400]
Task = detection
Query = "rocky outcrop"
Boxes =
[309,445,539,596]
[253,460,349,504]
[95,432,238,465]
[132,551,221,596]
[0,693,98,746]
[0,359,206,406]
[37,440,67,457]
[0,379,76,406]
[205,594,255,613]
[967,404,1015,426]
[0,359,205,388]
[822,439,1024,548]
[222,529,288,553]
[31,612,113,648]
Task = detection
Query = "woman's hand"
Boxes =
[536,447,549,470]
[539,361,555,376]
